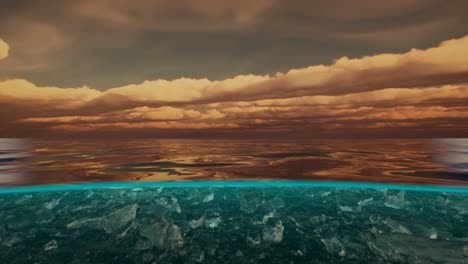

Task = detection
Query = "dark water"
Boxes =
[0,138,467,263]
[1,183,467,263]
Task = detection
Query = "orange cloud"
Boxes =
[336,106,468,121]
[200,109,226,120]
[85,35,468,108]
[2,36,468,110]
[362,122,417,129]
[224,85,468,108]
[118,106,201,121]
[0,38,8,60]
[1,35,468,136]
[51,121,240,132]
[0,79,100,109]
[21,116,103,123]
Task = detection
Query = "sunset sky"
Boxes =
[1,0,468,137]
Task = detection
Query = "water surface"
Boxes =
[0,138,466,186]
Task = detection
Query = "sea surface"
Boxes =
[0,138,467,263]
[0,138,467,186]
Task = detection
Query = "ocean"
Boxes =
[0,138,466,263]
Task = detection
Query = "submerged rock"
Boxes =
[246,235,262,246]
[44,198,62,210]
[156,197,181,213]
[365,233,466,263]
[0,185,466,263]
[204,216,221,228]
[383,218,412,235]
[43,240,58,251]
[67,203,138,234]
[202,192,214,203]
[262,218,284,243]
[188,216,204,229]
[384,190,406,209]
[429,228,438,239]
[321,237,346,257]
[67,217,103,230]
[338,205,354,212]
[138,221,183,250]
[103,204,138,233]
[356,197,373,212]
[237,192,264,213]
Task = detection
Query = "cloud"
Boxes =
[74,0,277,31]
[115,106,201,121]
[223,85,468,108]
[0,79,101,109]
[50,121,240,132]
[200,109,225,120]
[63,0,467,41]
[336,106,468,121]
[1,35,467,111]
[2,0,468,94]
[0,38,9,60]
[102,74,270,105]
[90,35,468,108]
[20,116,104,123]
[1,35,468,137]
[0,20,71,72]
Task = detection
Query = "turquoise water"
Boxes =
[0,182,467,263]
[1,180,468,194]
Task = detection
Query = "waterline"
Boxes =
[1,180,467,194]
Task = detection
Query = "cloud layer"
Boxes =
[1,35,468,137]
[2,0,468,89]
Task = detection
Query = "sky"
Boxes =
[0,0,468,138]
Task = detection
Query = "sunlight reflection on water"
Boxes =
[0,138,466,186]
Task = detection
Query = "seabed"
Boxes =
[0,181,467,263]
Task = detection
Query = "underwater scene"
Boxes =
[0,138,467,263]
